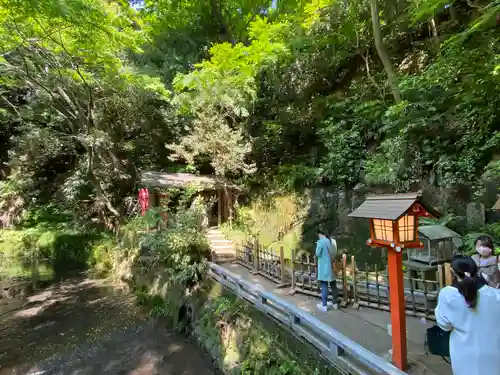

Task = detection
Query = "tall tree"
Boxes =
[369,0,402,103]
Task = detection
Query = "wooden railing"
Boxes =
[209,262,407,375]
[233,241,454,319]
[235,240,288,286]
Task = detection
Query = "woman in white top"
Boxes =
[435,255,500,375]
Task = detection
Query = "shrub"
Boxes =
[0,205,107,279]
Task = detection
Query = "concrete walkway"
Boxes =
[219,262,452,375]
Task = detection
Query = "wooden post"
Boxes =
[290,249,296,293]
[223,186,229,224]
[387,249,408,370]
[437,264,444,290]
[351,255,359,309]
[147,187,154,209]
[217,189,222,227]
[228,189,233,228]
[341,254,349,307]
[444,263,453,286]
[252,239,260,273]
[279,246,285,283]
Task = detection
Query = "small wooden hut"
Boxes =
[403,224,462,290]
[140,171,240,227]
[405,225,462,266]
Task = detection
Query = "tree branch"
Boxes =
[361,54,384,99]
[370,0,402,104]
[0,94,21,117]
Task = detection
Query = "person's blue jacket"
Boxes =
[315,236,335,282]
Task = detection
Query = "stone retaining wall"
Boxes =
[187,281,338,375]
[134,269,339,375]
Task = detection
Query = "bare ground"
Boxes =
[0,277,215,375]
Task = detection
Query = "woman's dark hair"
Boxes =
[475,234,494,250]
[317,229,331,240]
[451,255,481,308]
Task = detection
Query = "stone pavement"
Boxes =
[208,227,237,263]
[219,262,452,375]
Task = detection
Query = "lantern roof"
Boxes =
[348,193,440,221]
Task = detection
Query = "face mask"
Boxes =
[476,246,492,257]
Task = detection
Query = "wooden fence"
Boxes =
[235,240,288,286]
[234,241,454,319]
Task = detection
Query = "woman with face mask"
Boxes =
[471,235,497,282]
[435,255,500,375]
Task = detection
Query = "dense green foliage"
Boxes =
[2,0,500,221]
[2,3,500,372]
[82,190,211,281]
[1,0,500,252]
[0,205,107,280]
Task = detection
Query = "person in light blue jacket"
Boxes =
[315,230,338,312]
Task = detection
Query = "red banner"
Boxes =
[138,188,149,216]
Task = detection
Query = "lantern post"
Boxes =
[387,242,407,370]
[349,193,439,370]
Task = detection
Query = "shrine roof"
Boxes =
[140,171,239,190]
[348,193,440,221]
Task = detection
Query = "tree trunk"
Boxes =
[449,5,458,25]
[86,148,122,219]
[429,16,439,50]
[369,0,402,104]
[210,0,233,43]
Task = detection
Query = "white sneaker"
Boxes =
[316,303,328,312]
[327,301,339,310]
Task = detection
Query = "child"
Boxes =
[471,235,497,282]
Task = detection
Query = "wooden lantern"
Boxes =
[349,193,440,370]
[352,195,438,252]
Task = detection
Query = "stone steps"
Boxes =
[207,228,236,264]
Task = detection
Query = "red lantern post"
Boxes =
[349,193,439,370]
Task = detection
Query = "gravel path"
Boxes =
[0,277,215,375]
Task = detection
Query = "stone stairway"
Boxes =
[207,227,236,264]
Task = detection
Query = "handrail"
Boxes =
[208,262,407,375]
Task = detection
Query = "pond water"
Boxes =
[0,277,214,375]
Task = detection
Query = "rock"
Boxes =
[194,325,202,338]
[467,202,485,231]
[210,344,220,360]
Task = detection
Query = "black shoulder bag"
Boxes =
[424,325,450,363]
